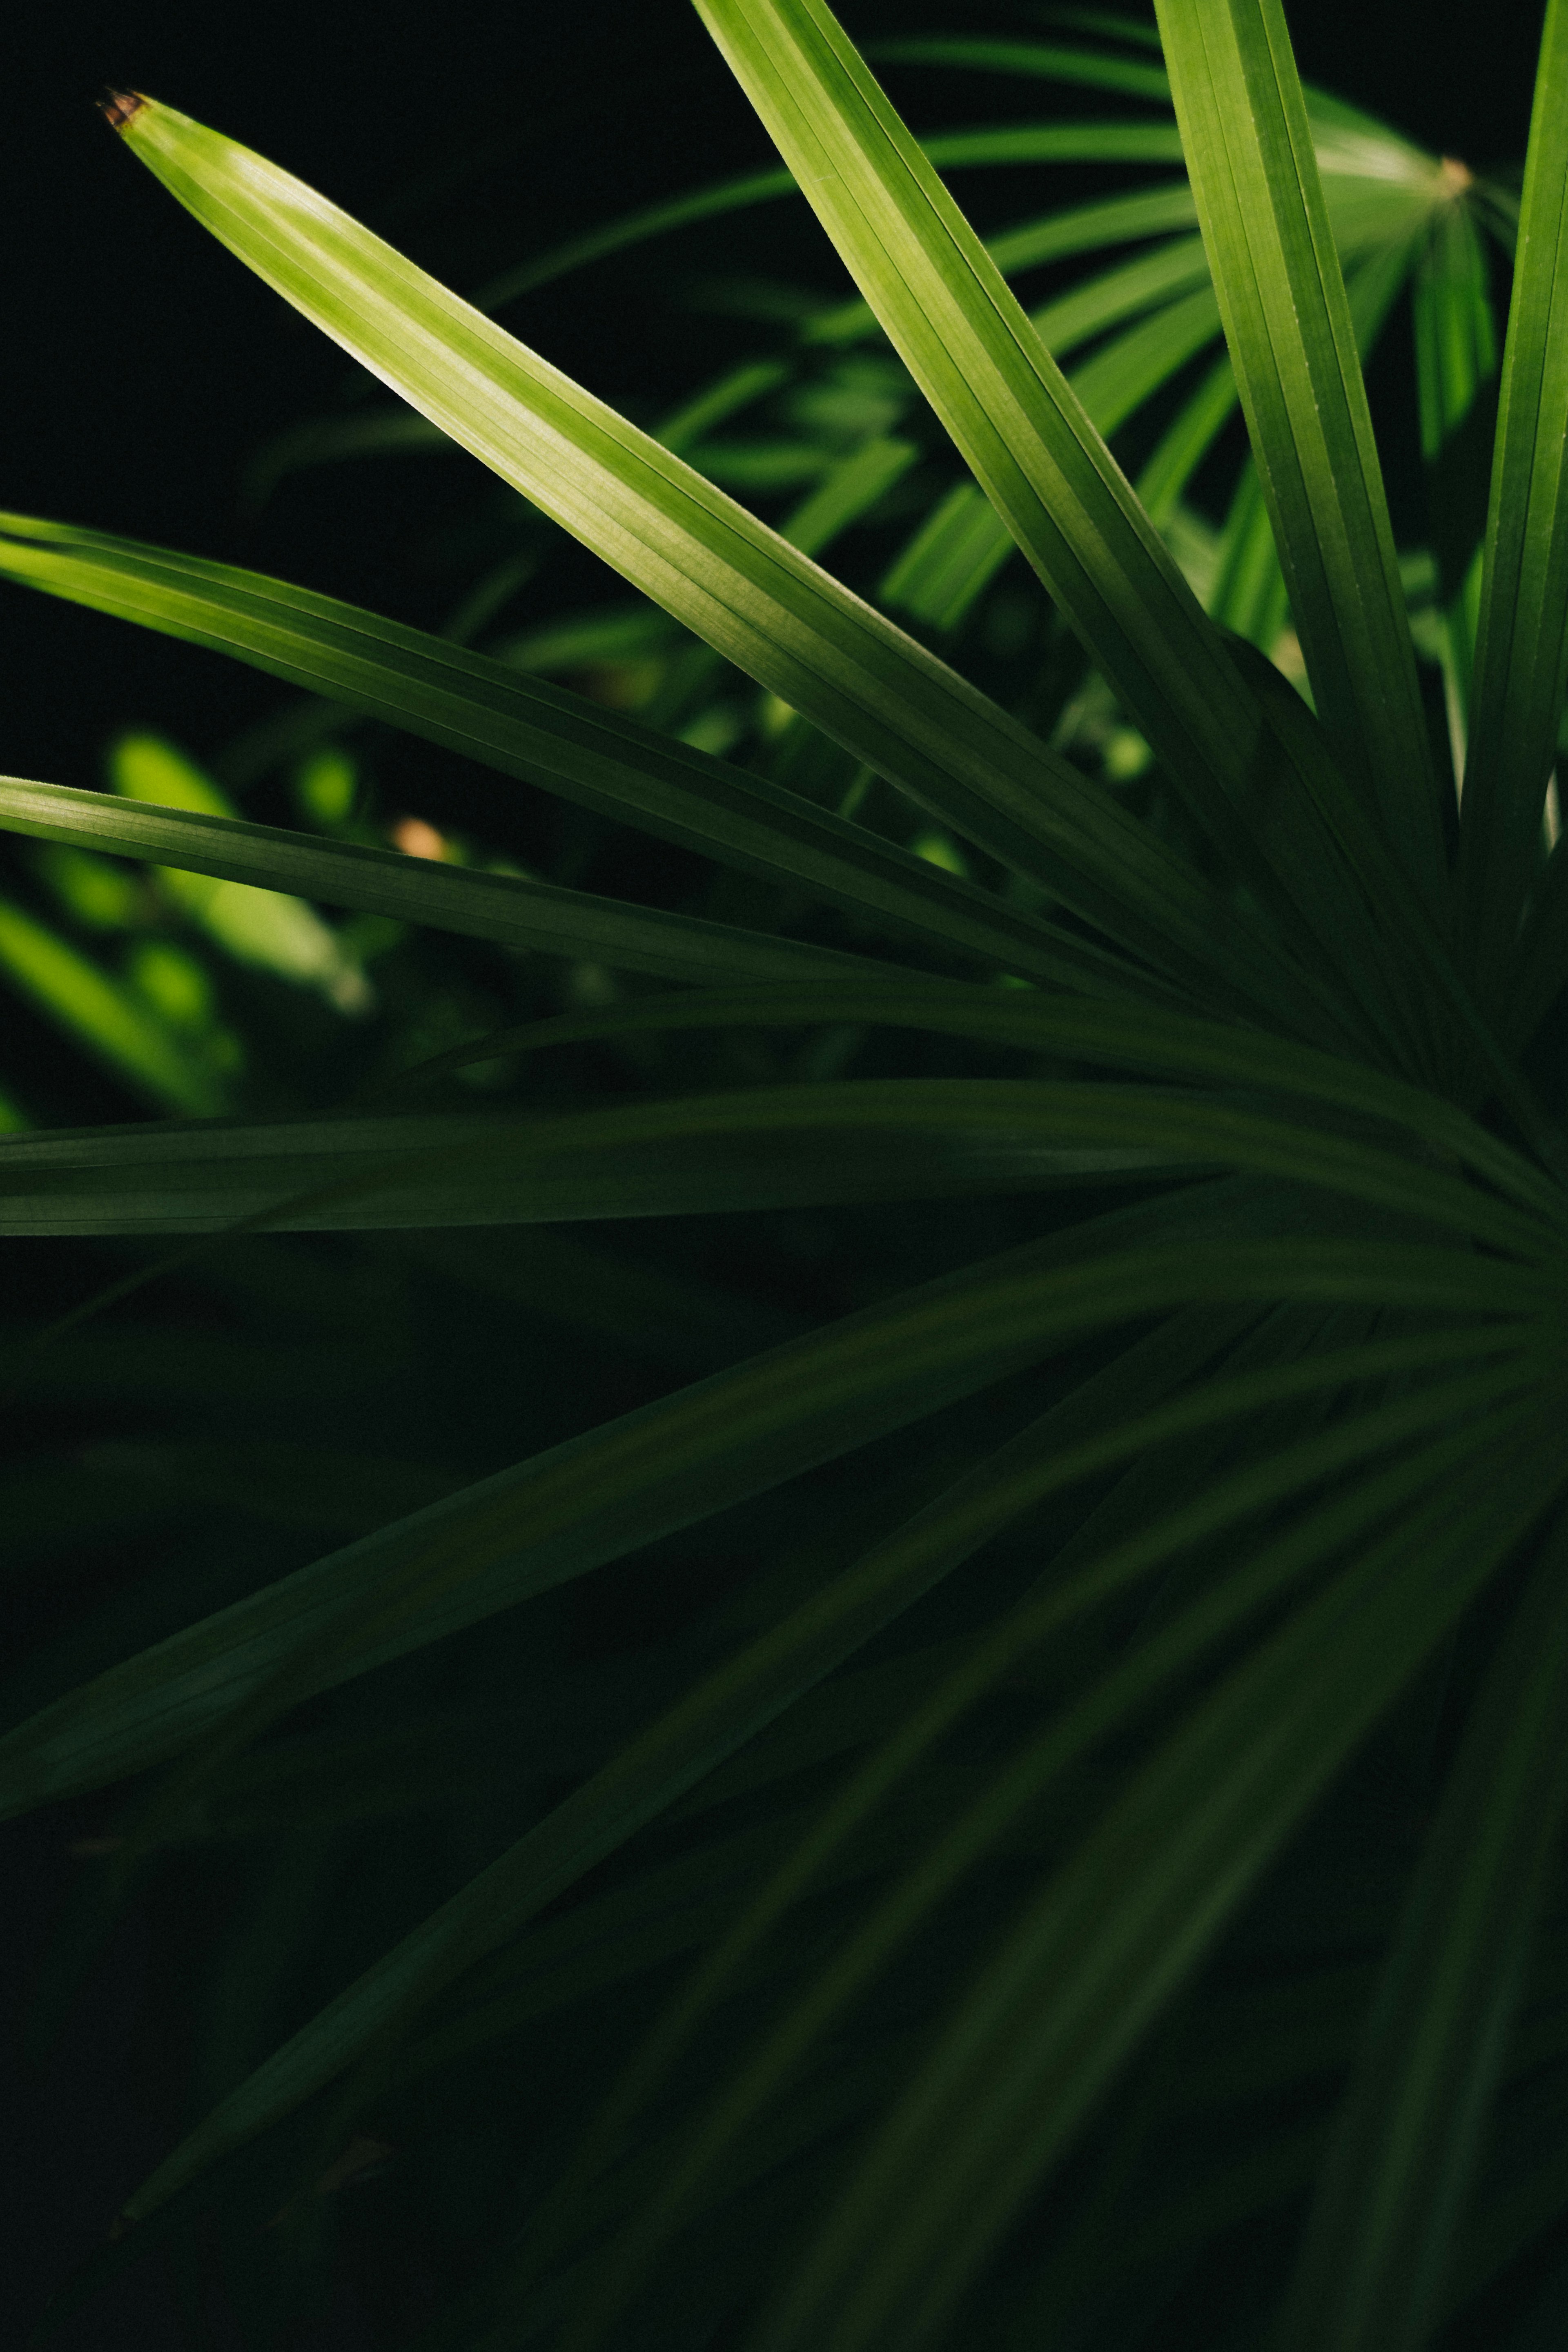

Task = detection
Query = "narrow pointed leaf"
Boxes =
[0,513,1152,1003]
[528,1360,1544,2334]
[1412,197,1497,768]
[1272,1517,1568,2352]
[866,36,1173,104]
[363,980,1568,1227]
[0,895,227,1116]
[749,1416,1562,2352]
[1457,0,1568,998]
[0,1080,1551,1254]
[0,1189,1532,1827]
[1154,0,1448,912]
[475,125,1191,322]
[693,0,1417,1033]
[0,774,895,993]
[118,1357,1544,2234]
[0,1180,1313,1817]
[100,103,1325,1040]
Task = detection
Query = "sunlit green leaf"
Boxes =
[1457,0,1568,1004]
[100,103,1330,1042]
[109,732,371,1010]
[691,0,1449,1072]
[0,526,1159,1002]
[6,18,1563,2348]
[1153,0,1447,920]
[0,893,228,1116]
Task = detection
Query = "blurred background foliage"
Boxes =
[0,2,1557,2346]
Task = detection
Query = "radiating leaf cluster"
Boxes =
[4,6,1568,2352]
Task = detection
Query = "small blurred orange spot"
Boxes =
[391,817,447,861]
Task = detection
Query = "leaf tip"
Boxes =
[98,89,147,135]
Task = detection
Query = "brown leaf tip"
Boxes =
[99,88,147,134]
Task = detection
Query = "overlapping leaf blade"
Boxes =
[116,1345,1549,2234]
[0,1178,1353,1820]
[1412,196,1497,768]
[0,894,227,1117]
[0,515,1156,1004]
[522,1368,1548,2348]
[1457,0,1568,1002]
[356,980,1568,1224]
[0,774,896,992]
[100,104,1339,1045]
[1153,0,1447,920]
[741,1414,1563,2352]
[8,11,1566,2348]
[0,1076,1552,1254]
[1270,1517,1568,2352]
[693,0,1422,1050]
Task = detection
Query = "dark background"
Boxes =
[0,0,1553,2343]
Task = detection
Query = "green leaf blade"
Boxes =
[0,893,228,1117]
[1457,0,1568,1002]
[1271,1517,1568,2352]
[692,0,1449,1076]
[747,1413,1564,2352]
[1154,0,1448,914]
[865,36,1173,105]
[0,773,903,995]
[101,100,1317,1036]
[1411,197,1497,773]
[116,1351,1552,2238]
[0,1080,1552,1256]
[0,514,1160,1003]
